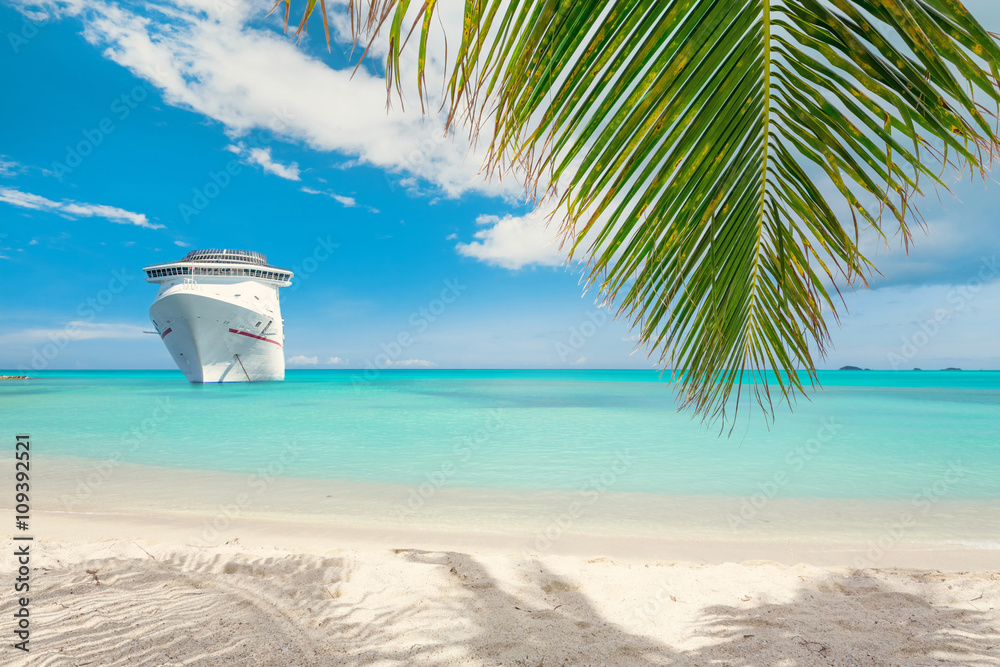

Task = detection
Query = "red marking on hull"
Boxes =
[228,328,282,347]
[160,327,172,339]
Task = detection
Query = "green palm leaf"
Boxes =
[287,0,1000,423]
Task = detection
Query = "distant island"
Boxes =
[942,367,962,371]
[839,366,864,371]
[0,375,30,380]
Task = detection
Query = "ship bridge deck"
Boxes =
[143,249,292,284]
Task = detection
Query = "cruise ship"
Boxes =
[144,249,293,382]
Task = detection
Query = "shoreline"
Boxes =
[28,454,1000,563]
[26,508,1000,571]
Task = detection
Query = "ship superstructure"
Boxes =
[144,249,293,382]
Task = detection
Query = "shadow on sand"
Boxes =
[8,546,998,666]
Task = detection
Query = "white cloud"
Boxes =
[327,356,348,365]
[227,143,300,181]
[0,187,161,229]
[174,240,191,247]
[300,186,378,212]
[384,358,437,368]
[456,209,567,270]
[0,157,20,177]
[445,233,457,240]
[17,0,503,199]
[0,321,148,345]
[287,355,319,366]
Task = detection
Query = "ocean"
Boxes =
[3,369,999,548]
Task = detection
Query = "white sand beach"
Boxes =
[3,508,999,666]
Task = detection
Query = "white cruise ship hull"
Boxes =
[145,249,292,383]
[150,292,284,382]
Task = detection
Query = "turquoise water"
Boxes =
[1,370,998,501]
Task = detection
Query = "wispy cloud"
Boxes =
[327,356,349,365]
[0,187,162,229]
[0,157,21,177]
[226,144,300,181]
[300,186,379,213]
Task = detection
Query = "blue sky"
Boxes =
[1,0,998,372]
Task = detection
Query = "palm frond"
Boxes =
[287,0,1000,423]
